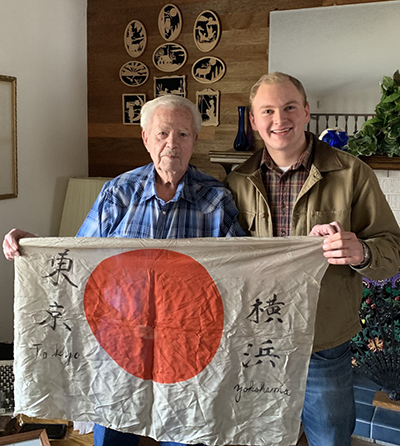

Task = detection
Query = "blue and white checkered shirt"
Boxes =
[77,164,245,239]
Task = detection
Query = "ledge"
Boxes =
[359,155,400,170]
[208,150,254,174]
[373,391,400,413]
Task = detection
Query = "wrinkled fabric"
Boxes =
[225,134,400,351]
[14,236,328,446]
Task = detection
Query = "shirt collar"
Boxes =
[141,165,195,204]
[261,132,314,173]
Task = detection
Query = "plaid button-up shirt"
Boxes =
[77,163,245,239]
[261,136,314,237]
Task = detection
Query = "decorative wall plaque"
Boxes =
[124,20,147,57]
[122,94,146,125]
[196,89,220,126]
[158,4,182,41]
[193,11,221,52]
[119,61,149,87]
[192,57,226,84]
[154,75,186,98]
[153,43,187,73]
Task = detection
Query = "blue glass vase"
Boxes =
[322,129,342,149]
[234,106,249,151]
[338,131,348,150]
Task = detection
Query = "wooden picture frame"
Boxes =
[193,10,221,52]
[196,88,220,126]
[0,75,18,200]
[0,429,50,446]
[122,93,146,125]
[154,75,186,98]
[152,43,187,73]
[192,57,226,84]
[119,61,149,87]
[158,4,182,41]
[124,20,147,57]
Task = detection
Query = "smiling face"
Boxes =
[250,80,310,165]
[142,105,198,184]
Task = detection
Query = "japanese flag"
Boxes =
[14,236,328,445]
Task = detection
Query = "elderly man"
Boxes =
[3,95,244,446]
[225,72,400,446]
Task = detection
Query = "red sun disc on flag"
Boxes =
[84,249,224,384]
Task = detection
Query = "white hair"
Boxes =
[140,96,202,134]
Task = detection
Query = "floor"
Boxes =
[296,433,308,445]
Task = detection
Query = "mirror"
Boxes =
[268,1,400,115]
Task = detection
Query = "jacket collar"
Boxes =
[233,132,344,177]
[311,133,344,173]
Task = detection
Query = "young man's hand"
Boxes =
[309,221,365,266]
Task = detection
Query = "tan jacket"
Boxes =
[225,133,400,351]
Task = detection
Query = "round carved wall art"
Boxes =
[192,57,226,84]
[158,4,182,41]
[119,61,149,87]
[153,43,187,73]
[193,10,221,52]
[124,20,147,57]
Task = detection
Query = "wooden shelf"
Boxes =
[359,155,400,170]
[209,150,254,174]
[373,390,400,412]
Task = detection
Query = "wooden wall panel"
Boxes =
[87,0,389,180]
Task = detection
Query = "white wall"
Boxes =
[269,1,400,113]
[375,171,400,226]
[308,85,381,115]
[268,0,400,233]
[0,0,88,342]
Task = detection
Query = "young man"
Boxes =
[225,72,400,446]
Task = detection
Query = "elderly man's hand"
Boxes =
[309,221,364,266]
[2,228,37,261]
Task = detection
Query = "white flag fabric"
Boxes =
[14,236,328,446]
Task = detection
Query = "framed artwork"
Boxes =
[158,4,182,41]
[154,75,186,98]
[119,61,149,87]
[192,57,226,84]
[122,94,146,125]
[196,89,220,126]
[193,10,221,52]
[0,429,50,446]
[0,75,17,200]
[124,20,147,57]
[152,43,187,72]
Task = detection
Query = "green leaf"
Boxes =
[363,121,383,135]
[388,116,400,127]
[382,91,400,103]
[382,75,394,91]
[379,137,400,156]
[346,133,377,156]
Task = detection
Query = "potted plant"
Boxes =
[346,70,400,157]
